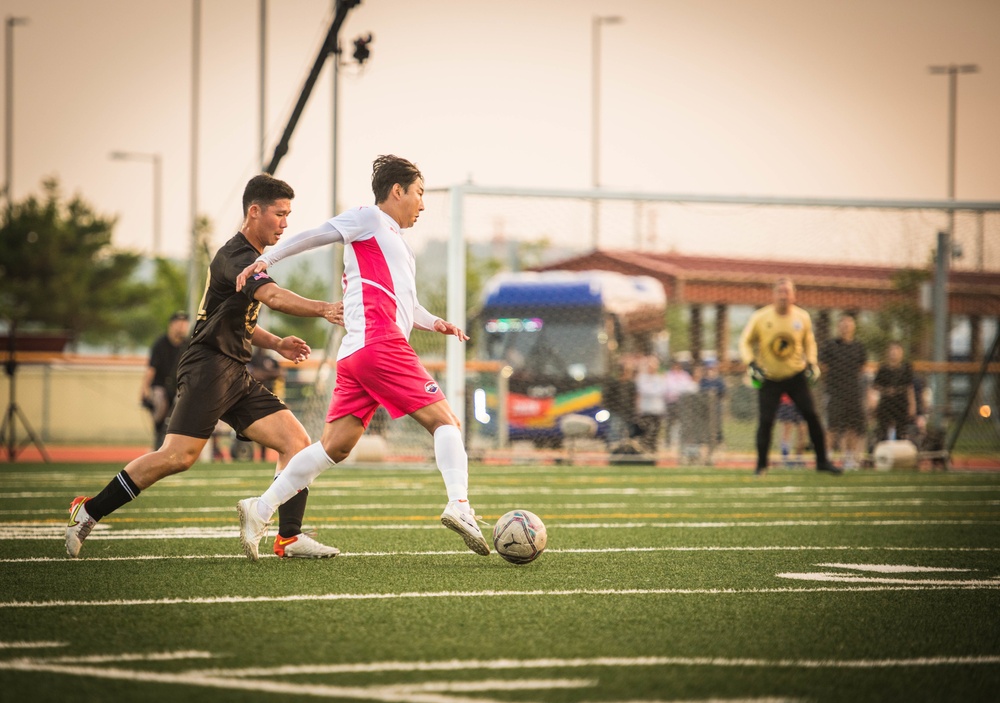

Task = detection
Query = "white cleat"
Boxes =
[273,532,340,559]
[66,496,96,558]
[440,501,490,556]
[237,498,271,562]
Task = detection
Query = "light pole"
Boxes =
[591,15,622,250]
[4,16,28,203]
[109,151,162,255]
[928,63,979,426]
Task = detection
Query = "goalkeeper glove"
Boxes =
[747,362,765,389]
[805,363,821,384]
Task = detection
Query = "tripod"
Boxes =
[1,324,50,462]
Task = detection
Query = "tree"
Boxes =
[856,268,931,360]
[0,179,151,347]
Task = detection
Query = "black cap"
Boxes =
[169,311,189,322]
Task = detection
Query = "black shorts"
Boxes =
[167,345,287,439]
[827,393,866,433]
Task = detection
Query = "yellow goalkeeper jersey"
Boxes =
[738,304,817,381]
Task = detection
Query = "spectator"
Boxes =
[819,314,868,469]
[663,358,697,450]
[140,311,189,450]
[697,359,727,447]
[873,341,916,443]
[777,393,807,465]
[633,355,667,452]
[247,347,286,461]
[603,359,638,450]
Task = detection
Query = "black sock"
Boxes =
[85,470,141,521]
[278,486,308,538]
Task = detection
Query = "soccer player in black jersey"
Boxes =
[66,174,344,558]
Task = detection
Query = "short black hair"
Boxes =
[242,174,294,216]
[371,155,422,204]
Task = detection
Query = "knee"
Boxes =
[320,440,352,464]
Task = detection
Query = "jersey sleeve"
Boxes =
[226,246,276,301]
[412,302,441,331]
[738,311,760,365]
[259,219,347,267]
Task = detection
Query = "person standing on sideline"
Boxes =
[140,311,190,450]
[633,355,667,453]
[738,277,842,476]
[236,155,490,561]
[66,174,344,559]
[873,341,916,443]
[819,314,868,468]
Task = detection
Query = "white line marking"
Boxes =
[0,641,66,649]
[186,654,1000,677]
[777,573,1000,585]
[3,545,1000,565]
[32,650,216,664]
[816,563,975,573]
[4,583,1000,610]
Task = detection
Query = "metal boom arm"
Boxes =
[263,0,359,175]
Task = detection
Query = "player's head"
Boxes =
[242,174,295,217]
[372,155,423,204]
[886,340,904,364]
[773,277,795,312]
[372,155,425,228]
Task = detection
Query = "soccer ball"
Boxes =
[492,509,547,564]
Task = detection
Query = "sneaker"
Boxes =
[274,532,340,559]
[440,501,490,556]
[237,498,271,562]
[66,496,96,558]
[816,461,844,475]
[754,467,768,477]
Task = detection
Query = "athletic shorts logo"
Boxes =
[252,272,271,281]
[424,381,439,394]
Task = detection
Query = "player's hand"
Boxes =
[433,319,470,342]
[236,261,269,292]
[805,363,821,383]
[275,336,311,364]
[322,301,344,327]
[746,362,765,387]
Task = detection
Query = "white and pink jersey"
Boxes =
[258,205,440,360]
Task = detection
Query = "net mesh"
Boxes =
[293,188,999,469]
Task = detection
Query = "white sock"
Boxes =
[434,424,468,503]
[256,442,335,521]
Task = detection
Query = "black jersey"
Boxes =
[188,232,277,364]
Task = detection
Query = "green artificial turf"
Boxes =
[0,461,998,702]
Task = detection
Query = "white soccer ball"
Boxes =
[492,509,547,564]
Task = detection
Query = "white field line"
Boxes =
[777,572,1000,585]
[4,519,1000,542]
[5,484,1000,500]
[4,583,1000,610]
[187,654,1000,678]
[3,545,1000,565]
[0,641,66,649]
[6,498,999,517]
[815,563,975,573]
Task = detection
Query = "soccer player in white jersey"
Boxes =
[236,155,489,560]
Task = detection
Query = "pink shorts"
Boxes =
[327,338,446,427]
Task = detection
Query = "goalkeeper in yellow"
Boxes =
[739,277,842,476]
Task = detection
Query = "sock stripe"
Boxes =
[116,472,138,500]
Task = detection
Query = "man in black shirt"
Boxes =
[141,311,190,450]
[67,174,343,559]
[819,314,867,468]
[873,341,916,443]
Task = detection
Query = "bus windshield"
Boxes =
[481,311,607,380]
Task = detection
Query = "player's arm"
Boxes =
[802,314,818,366]
[413,301,468,341]
[236,221,346,292]
[737,314,759,367]
[252,282,344,326]
[251,326,310,364]
[139,365,155,405]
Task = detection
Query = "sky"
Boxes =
[3,0,999,264]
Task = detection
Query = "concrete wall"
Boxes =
[0,363,150,444]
